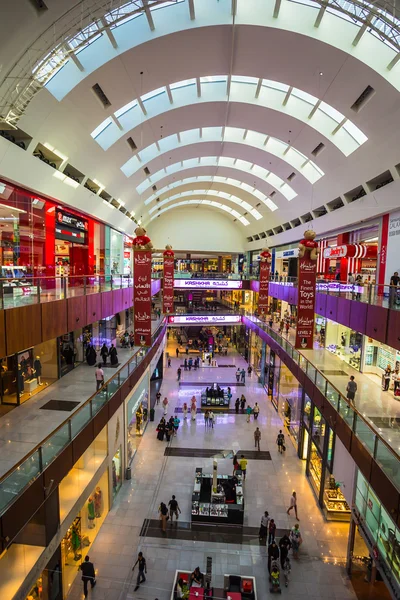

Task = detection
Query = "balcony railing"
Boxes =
[244,313,400,494]
[0,318,166,516]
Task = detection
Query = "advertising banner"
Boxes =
[163,256,175,313]
[174,279,243,289]
[384,210,400,285]
[258,262,270,314]
[133,251,152,346]
[168,315,241,325]
[295,256,317,349]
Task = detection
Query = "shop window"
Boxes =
[59,427,107,522]
[325,322,362,371]
[112,447,122,498]
[327,429,334,470]
[323,469,350,521]
[303,394,312,428]
[366,488,380,539]
[312,406,326,454]
[126,377,149,466]
[61,470,109,596]
[58,333,75,377]
[309,442,322,496]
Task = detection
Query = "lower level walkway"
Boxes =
[66,342,357,600]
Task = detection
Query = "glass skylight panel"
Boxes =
[262,79,290,93]
[68,23,101,54]
[240,217,250,226]
[91,117,112,139]
[231,76,258,85]
[319,101,344,124]
[170,79,196,90]
[141,87,166,102]
[342,120,368,145]
[115,100,138,119]
[200,75,227,84]
[292,88,318,106]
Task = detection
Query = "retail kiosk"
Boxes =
[191,467,244,525]
[200,383,230,410]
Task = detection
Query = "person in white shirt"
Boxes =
[286,491,299,520]
[209,411,215,428]
[95,364,104,392]
[259,510,270,541]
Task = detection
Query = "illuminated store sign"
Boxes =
[55,209,88,244]
[168,315,242,325]
[174,279,243,289]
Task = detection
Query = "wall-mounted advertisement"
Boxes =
[384,210,400,285]
[174,279,243,289]
[168,315,242,325]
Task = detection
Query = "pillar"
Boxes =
[337,233,350,281]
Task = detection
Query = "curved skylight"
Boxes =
[148,200,250,226]
[136,156,297,202]
[147,190,263,220]
[143,176,279,212]
[40,0,400,116]
[121,126,324,183]
[92,76,367,156]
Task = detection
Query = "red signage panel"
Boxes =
[295,257,317,349]
[258,262,270,314]
[134,251,152,346]
[163,254,175,313]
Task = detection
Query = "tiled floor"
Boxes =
[66,342,356,600]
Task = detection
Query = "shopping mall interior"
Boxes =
[2,1,400,599]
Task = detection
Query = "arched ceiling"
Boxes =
[1,0,400,245]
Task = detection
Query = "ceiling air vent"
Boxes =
[144,167,150,176]
[311,142,325,157]
[127,137,137,151]
[27,0,48,13]
[260,232,266,238]
[256,203,261,208]
[269,191,276,197]
[351,85,375,113]
[152,185,157,192]
[92,83,111,108]
[156,197,160,203]
[287,172,296,182]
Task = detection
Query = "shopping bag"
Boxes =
[282,445,286,452]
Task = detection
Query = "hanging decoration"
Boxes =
[258,247,272,315]
[295,230,319,349]
[133,226,152,346]
[163,244,175,314]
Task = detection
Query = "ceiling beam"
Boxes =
[166,84,173,104]
[352,11,373,47]
[273,0,282,19]
[387,52,400,70]
[314,5,326,28]
[143,0,155,31]
[99,17,118,49]
[188,0,195,20]
[282,86,293,106]
[64,43,84,71]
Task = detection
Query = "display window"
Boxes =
[323,470,350,521]
[61,469,109,596]
[315,315,326,347]
[301,428,309,460]
[126,375,149,466]
[312,406,326,454]
[325,321,362,371]
[108,227,123,275]
[278,364,302,446]
[249,331,263,376]
[308,442,323,496]
[363,338,400,386]
[112,447,122,498]
[58,333,75,377]
[327,429,334,470]
[303,394,312,428]
[123,235,133,275]
[59,427,107,522]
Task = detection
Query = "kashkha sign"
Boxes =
[174,280,243,289]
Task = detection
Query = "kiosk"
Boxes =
[191,467,244,525]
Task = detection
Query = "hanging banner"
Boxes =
[133,251,152,347]
[163,247,175,313]
[258,261,270,314]
[295,255,317,350]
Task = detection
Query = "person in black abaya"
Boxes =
[100,343,109,365]
[86,344,97,366]
[109,344,118,366]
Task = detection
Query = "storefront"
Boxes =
[363,338,400,385]
[274,247,299,278]
[107,405,124,502]
[322,242,378,283]
[249,331,263,376]
[315,314,327,347]
[25,551,62,600]
[61,470,109,596]
[123,235,133,275]
[264,346,280,411]
[277,364,302,449]
[325,320,363,371]
[126,373,149,467]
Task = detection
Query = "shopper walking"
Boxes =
[100,343,108,365]
[253,402,260,420]
[95,363,104,392]
[239,454,248,480]
[232,454,240,475]
[259,511,270,542]
[277,429,285,453]
[279,533,292,569]
[240,395,246,413]
[267,540,279,574]
[390,271,400,308]
[247,365,253,377]
[159,502,168,533]
[162,397,169,415]
[204,410,209,429]
[394,369,400,396]
[246,404,252,423]
[289,523,302,559]
[235,398,240,414]
[80,555,96,598]
[268,518,276,544]
[168,495,181,523]
[346,375,357,403]
[254,427,261,450]
[168,357,171,367]
[177,367,182,382]
[176,347,179,358]
[132,551,147,591]
[286,491,299,520]
[156,391,161,405]
[184,358,188,371]
[241,368,246,383]
[191,404,197,421]
[383,365,392,391]
[209,410,215,428]
[183,402,188,419]
[236,368,241,382]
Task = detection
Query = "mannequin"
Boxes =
[94,486,103,518]
[34,356,43,385]
[87,496,95,528]
[71,522,82,560]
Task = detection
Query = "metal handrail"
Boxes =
[244,311,400,489]
[0,318,166,515]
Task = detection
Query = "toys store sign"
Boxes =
[57,210,88,232]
